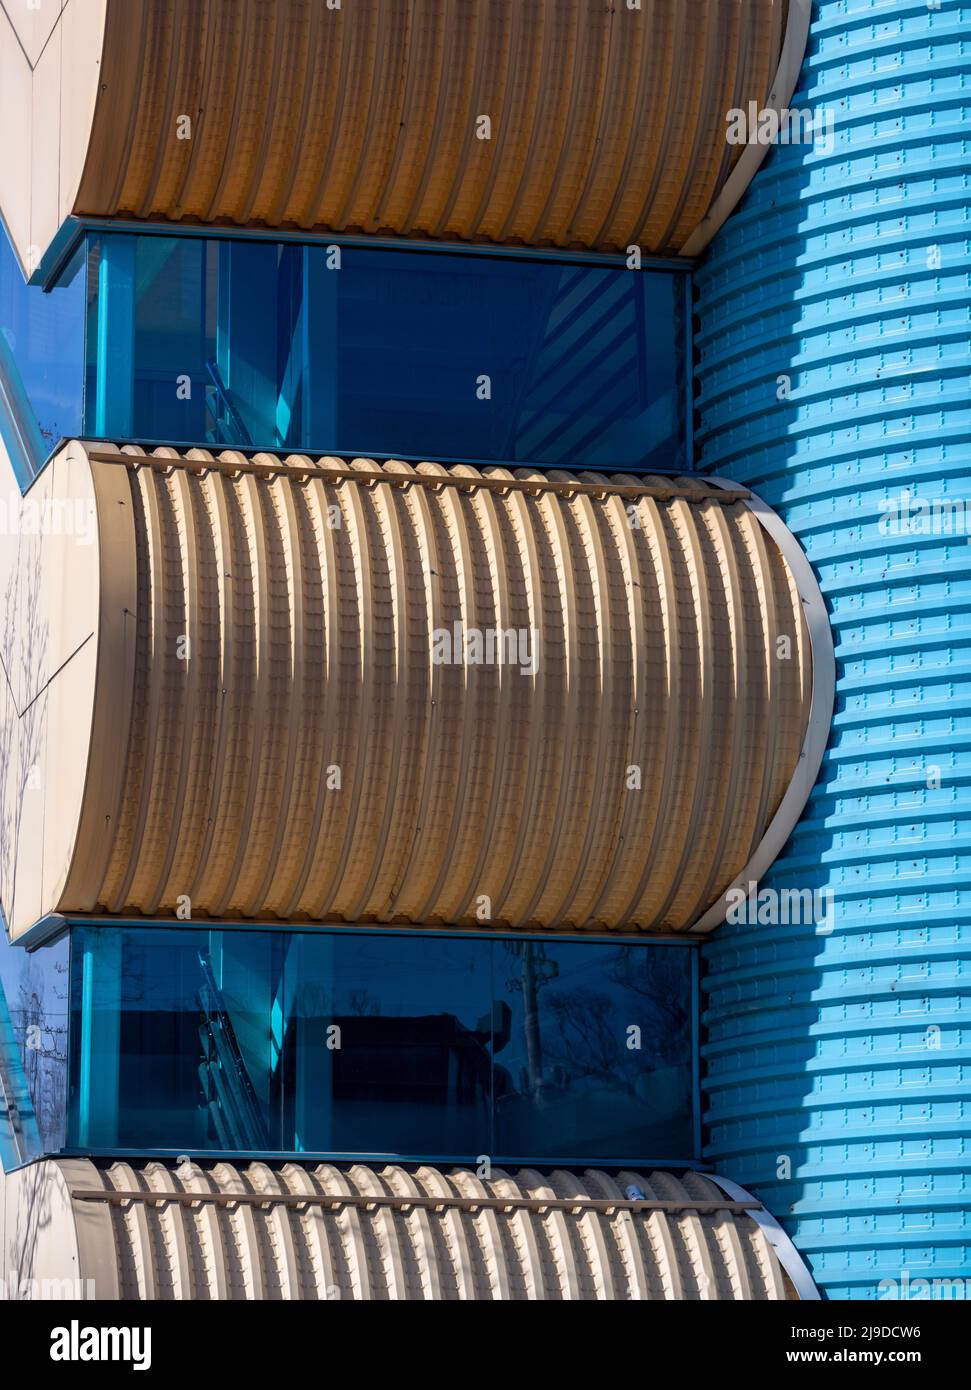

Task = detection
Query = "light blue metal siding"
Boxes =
[695,0,971,1299]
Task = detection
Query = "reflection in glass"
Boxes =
[85,233,687,473]
[69,929,281,1150]
[0,224,85,484]
[67,926,696,1164]
[0,924,70,1165]
[495,941,694,1159]
[285,934,491,1156]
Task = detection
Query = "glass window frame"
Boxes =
[4,221,695,490]
[56,920,702,1172]
[81,229,691,475]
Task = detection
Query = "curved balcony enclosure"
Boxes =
[0,0,808,277]
[2,1159,798,1300]
[0,440,828,941]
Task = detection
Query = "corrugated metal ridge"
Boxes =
[70,1188,761,1215]
[84,446,752,503]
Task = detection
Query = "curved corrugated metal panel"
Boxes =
[27,443,817,936]
[695,0,971,1299]
[63,0,800,257]
[41,1160,794,1300]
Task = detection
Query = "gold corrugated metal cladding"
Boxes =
[62,445,812,935]
[64,1161,795,1299]
[74,0,790,255]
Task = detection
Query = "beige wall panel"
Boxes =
[40,637,97,916]
[11,1159,793,1301]
[0,670,29,932]
[0,439,101,939]
[58,0,110,233]
[0,1154,87,1297]
[42,440,100,692]
[0,3,33,260]
[2,464,53,713]
[2,0,64,67]
[0,0,107,276]
[0,655,17,931]
[29,15,61,268]
[2,685,46,935]
[63,0,794,258]
[53,444,817,936]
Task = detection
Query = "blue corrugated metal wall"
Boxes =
[695,0,971,1299]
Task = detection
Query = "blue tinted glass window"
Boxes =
[0,924,70,1165]
[285,933,492,1156]
[0,225,85,484]
[494,940,694,1159]
[68,929,283,1151]
[67,927,696,1163]
[86,233,687,472]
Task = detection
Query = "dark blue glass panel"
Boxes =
[0,224,85,484]
[86,233,687,473]
[493,940,694,1159]
[0,924,70,1166]
[67,926,696,1164]
[285,933,492,1156]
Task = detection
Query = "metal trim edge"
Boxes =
[705,1171,821,1301]
[689,475,835,932]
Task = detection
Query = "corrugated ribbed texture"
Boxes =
[71,446,811,933]
[74,0,789,255]
[696,0,971,1299]
[71,1161,792,1300]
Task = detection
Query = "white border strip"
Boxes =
[690,476,835,933]
[680,0,812,257]
[705,1172,821,1300]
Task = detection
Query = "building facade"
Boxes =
[0,0,966,1301]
